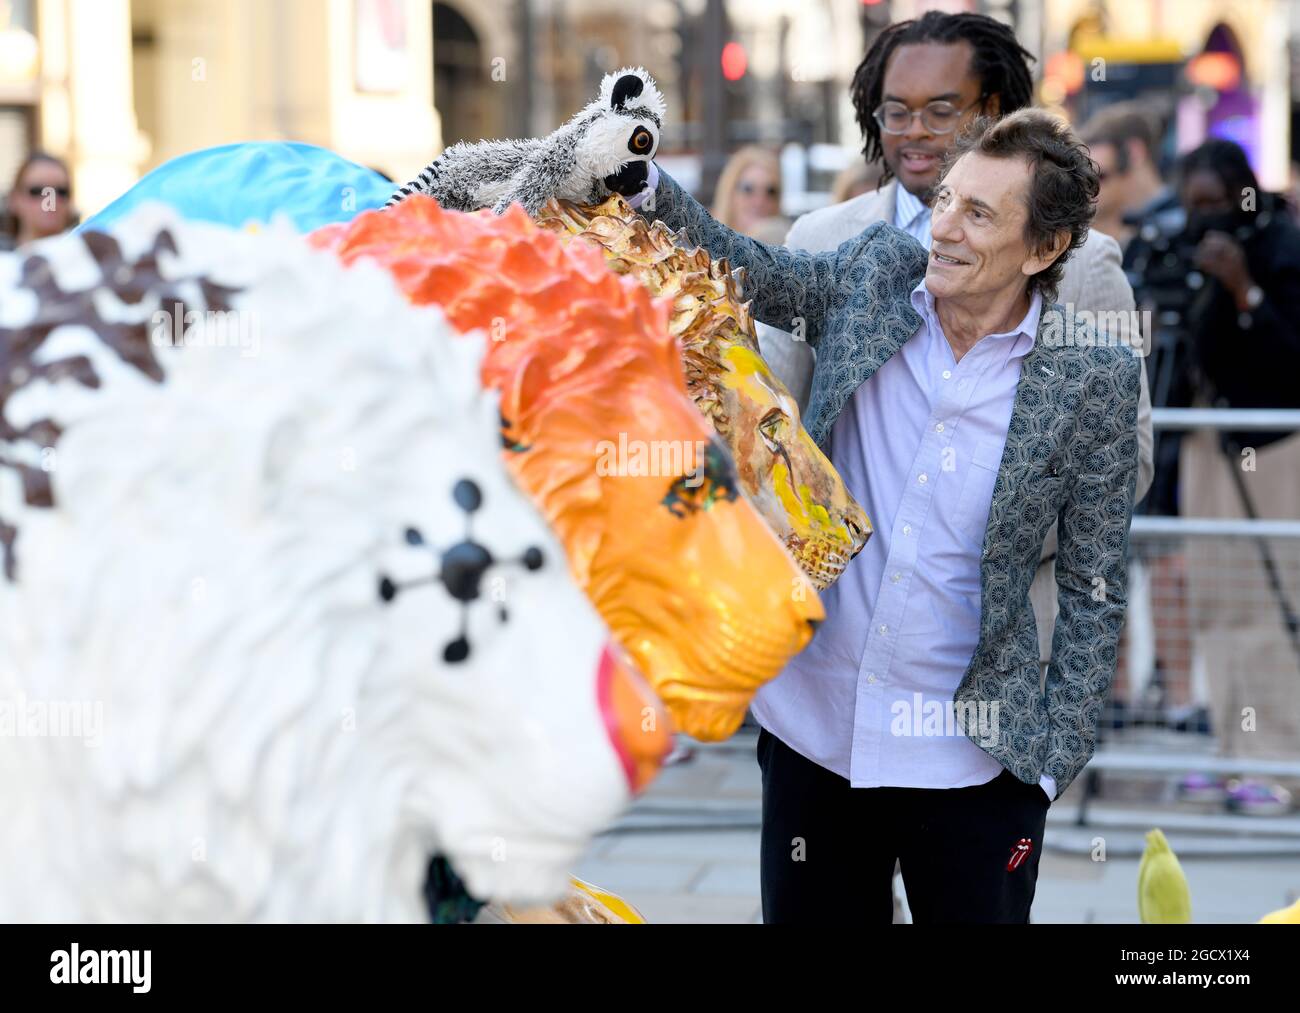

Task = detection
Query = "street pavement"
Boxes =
[576,730,1300,924]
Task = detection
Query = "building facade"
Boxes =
[4,0,1295,216]
[8,0,445,216]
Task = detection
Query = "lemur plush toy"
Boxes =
[387,67,664,216]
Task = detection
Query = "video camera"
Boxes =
[1122,190,1292,515]
[1123,190,1288,335]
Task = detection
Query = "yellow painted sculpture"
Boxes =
[1137,828,1192,924]
[313,198,824,741]
[536,195,871,590]
[485,877,648,923]
[1258,897,1300,923]
[1137,827,1300,925]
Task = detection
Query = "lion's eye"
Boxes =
[759,409,787,450]
[629,127,653,155]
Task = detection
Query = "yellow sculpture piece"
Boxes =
[488,877,648,923]
[1137,828,1192,924]
[313,198,824,742]
[1259,897,1300,923]
[537,195,871,590]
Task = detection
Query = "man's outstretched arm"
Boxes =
[636,166,926,348]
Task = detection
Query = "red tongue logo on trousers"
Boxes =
[1006,838,1033,872]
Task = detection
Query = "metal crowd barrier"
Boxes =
[1071,408,1300,844]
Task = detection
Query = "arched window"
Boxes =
[433,3,497,147]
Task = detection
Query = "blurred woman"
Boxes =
[711,145,786,239]
[2,152,76,251]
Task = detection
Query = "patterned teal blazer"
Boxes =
[643,170,1142,800]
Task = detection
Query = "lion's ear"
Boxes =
[609,73,645,111]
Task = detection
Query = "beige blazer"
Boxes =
[762,179,1155,663]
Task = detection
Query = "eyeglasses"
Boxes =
[872,98,984,136]
[25,186,71,199]
[738,182,779,198]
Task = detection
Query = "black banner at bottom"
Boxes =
[0,922,1289,998]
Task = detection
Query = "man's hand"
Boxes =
[1195,230,1255,307]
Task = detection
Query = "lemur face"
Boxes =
[600,113,658,196]
[581,69,665,198]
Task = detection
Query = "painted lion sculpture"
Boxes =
[313,197,825,742]
[536,195,871,590]
[0,207,669,919]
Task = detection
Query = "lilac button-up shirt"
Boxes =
[751,279,1056,801]
[893,183,933,250]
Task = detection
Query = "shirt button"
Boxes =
[902,524,912,536]
[942,369,952,380]
[935,422,944,433]
[879,624,888,634]
[892,571,902,582]
[918,473,928,484]
[866,673,877,684]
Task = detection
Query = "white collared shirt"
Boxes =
[751,280,1058,802]
[893,183,933,250]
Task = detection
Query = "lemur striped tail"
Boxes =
[384,158,442,209]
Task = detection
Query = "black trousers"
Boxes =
[756,727,1049,924]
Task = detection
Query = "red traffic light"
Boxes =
[721,41,747,81]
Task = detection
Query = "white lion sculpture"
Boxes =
[0,207,665,921]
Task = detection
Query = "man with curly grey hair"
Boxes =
[629,107,1142,923]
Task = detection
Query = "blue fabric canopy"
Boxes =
[80,142,393,234]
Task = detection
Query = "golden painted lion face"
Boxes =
[702,339,872,590]
[537,196,871,589]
